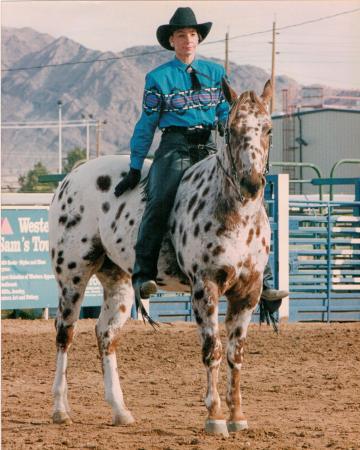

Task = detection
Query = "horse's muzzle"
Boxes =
[240,172,265,198]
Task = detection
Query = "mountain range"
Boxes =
[1,26,356,189]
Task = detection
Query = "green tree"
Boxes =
[63,147,86,173]
[18,162,57,193]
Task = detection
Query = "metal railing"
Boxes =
[270,162,323,199]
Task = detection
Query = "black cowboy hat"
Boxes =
[156,7,212,51]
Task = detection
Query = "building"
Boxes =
[270,108,360,196]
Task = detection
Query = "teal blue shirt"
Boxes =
[130,57,229,170]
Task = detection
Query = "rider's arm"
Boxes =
[130,73,163,170]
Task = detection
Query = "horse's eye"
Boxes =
[267,128,272,136]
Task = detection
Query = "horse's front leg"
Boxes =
[225,279,261,432]
[192,278,229,437]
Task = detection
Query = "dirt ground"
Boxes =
[2,319,360,450]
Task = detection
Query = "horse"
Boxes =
[49,78,273,437]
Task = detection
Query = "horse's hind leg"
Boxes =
[95,257,135,426]
[52,261,93,424]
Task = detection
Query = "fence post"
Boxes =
[276,174,289,321]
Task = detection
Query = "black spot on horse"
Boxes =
[80,205,84,213]
[116,237,122,244]
[192,263,198,273]
[208,166,216,181]
[125,212,130,219]
[83,236,104,263]
[202,186,210,196]
[62,287,67,297]
[204,222,212,232]
[111,221,116,229]
[62,309,71,321]
[115,203,126,220]
[174,200,181,212]
[207,242,213,249]
[194,224,200,237]
[179,223,183,234]
[196,178,205,189]
[193,200,206,220]
[194,289,204,300]
[73,276,80,285]
[194,308,203,325]
[68,262,77,269]
[61,204,66,211]
[102,202,110,213]
[56,322,71,347]
[51,248,55,259]
[65,214,82,229]
[59,215,67,225]
[202,335,215,366]
[203,253,209,263]
[56,266,62,274]
[56,257,64,265]
[187,194,198,213]
[129,219,134,226]
[96,175,112,192]
[67,197,73,204]
[81,237,87,243]
[72,292,80,303]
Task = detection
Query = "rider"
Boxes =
[114,7,288,304]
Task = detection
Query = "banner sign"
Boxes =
[1,208,103,309]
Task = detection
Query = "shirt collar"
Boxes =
[173,56,199,72]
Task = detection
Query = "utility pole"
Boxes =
[270,21,276,114]
[96,120,107,157]
[225,29,229,76]
[96,120,100,157]
[57,100,62,174]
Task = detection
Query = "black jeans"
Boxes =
[132,130,216,285]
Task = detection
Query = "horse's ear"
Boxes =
[222,77,238,105]
[261,80,273,105]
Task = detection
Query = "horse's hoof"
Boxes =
[205,419,229,437]
[52,411,72,425]
[227,420,248,432]
[112,411,135,426]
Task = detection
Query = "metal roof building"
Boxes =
[270,108,360,196]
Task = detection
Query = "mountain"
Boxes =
[1,26,352,189]
[1,26,55,68]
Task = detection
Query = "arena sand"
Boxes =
[2,319,360,450]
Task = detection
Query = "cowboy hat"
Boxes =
[156,7,212,51]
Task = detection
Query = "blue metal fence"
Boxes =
[288,197,360,321]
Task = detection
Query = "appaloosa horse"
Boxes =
[49,79,273,436]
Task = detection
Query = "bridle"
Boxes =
[216,98,272,203]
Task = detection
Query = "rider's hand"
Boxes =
[114,168,141,197]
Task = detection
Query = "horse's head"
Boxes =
[222,78,273,199]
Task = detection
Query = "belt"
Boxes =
[161,125,214,135]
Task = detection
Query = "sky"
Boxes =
[2,0,360,89]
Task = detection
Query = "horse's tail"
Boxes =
[135,291,159,329]
[259,299,282,333]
